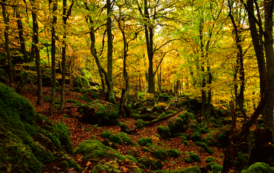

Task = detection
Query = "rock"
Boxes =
[33,133,56,153]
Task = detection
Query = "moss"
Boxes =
[181,166,201,173]
[24,122,37,136]
[191,132,202,142]
[158,112,166,118]
[166,149,180,158]
[168,118,188,134]
[118,132,133,145]
[138,137,153,146]
[179,111,193,123]
[189,123,201,133]
[60,160,69,168]
[209,162,223,173]
[151,147,168,160]
[101,131,112,138]
[205,156,217,163]
[181,133,190,140]
[142,147,150,152]
[204,137,214,146]
[109,134,124,145]
[138,157,162,170]
[135,119,148,128]
[65,99,79,103]
[241,162,274,173]
[184,157,193,163]
[190,153,201,162]
[194,142,213,154]
[157,126,171,139]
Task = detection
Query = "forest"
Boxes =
[0,0,274,172]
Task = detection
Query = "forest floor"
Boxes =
[21,84,233,172]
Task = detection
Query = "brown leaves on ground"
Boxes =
[22,85,225,172]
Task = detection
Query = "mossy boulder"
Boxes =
[100,131,112,138]
[190,153,201,162]
[77,102,119,126]
[191,132,202,142]
[135,119,148,128]
[205,156,217,163]
[0,83,80,173]
[158,93,170,102]
[184,157,193,163]
[181,166,201,173]
[151,147,168,160]
[207,162,223,173]
[142,147,150,152]
[157,126,171,139]
[168,118,188,134]
[138,157,162,170]
[241,162,274,173]
[108,133,133,145]
[179,111,191,123]
[194,142,213,154]
[166,149,180,158]
[189,123,201,133]
[138,137,153,146]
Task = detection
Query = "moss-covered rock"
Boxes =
[190,153,201,162]
[138,137,153,146]
[135,119,148,128]
[205,156,217,163]
[181,166,201,173]
[166,149,180,158]
[142,147,150,152]
[100,131,112,138]
[157,126,171,139]
[179,111,191,124]
[151,147,168,160]
[109,134,124,145]
[191,132,202,142]
[138,157,162,170]
[184,157,193,163]
[181,133,190,140]
[189,123,201,133]
[241,162,274,173]
[168,118,188,134]
[0,83,80,173]
[194,142,213,154]
[207,162,223,173]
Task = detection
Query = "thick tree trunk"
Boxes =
[263,0,274,133]
[31,0,42,105]
[2,1,14,88]
[49,0,58,115]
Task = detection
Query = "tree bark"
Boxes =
[49,0,58,115]
[31,0,42,105]
[59,0,74,112]
[2,1,14,88]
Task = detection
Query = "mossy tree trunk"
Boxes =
[49,0,58,115]
[15,8,29,94]
[1,1,14,88]
[31,0,42,105]
[84,2,116,104]
[59,0,74,112]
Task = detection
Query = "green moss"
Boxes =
[65,99,79,103]
[166,149,180,158]
[109,134,123,145]
[204,137,214,146]
[191,132,202,142]
[241,162,274,173]
[208,162,223,173]
[184,157,193,163]
[159,112,166,118]
[181,166,201,173]
[151,147,168,160]
[138,137,153,146]
[190,153,201,162]
[205,156,217,163]
[189,123,201,133]
[118,132,133,145]
[135,119,148,128]
[181,133,190,140]
[24,122,37,136]
[157,126,171,139]
[168,118,188,134]
[101,131,112,138]
[142,147,150,152]
[138,157,162,170]
[194,142,213,154]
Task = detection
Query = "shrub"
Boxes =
[157,126,171,139]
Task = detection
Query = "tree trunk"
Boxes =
[31,0,42,105]
[99,69,105,95]
[49,0,58,115]
[59,0,74,112]
[2,1,14,88]
[263,0,274,133]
